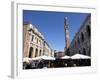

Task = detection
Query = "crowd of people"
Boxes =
[23,58,91,69]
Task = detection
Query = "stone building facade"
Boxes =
[23,23,54,58]
[69,14,91,56]
[43,41,54,57]
[54,51,65,58]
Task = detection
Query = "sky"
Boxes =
[23,10,89,51]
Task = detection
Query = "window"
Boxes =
[78,37,80,44]
[35,48,38,57]
[31,35,34,41]
[83,48,86,55]
[87,25,91,37]
[81,32,84,42]
[37,38,38,44]
[39,50,41,56]
[88,47,91,56]
[75,41,77,47]
[79,50,81,54]
[39,40,41,45]
[39,40,41,46]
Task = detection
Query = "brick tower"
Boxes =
[64,17,70,55]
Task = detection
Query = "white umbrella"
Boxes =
[79,54,90,59]
[71,53,90,59]
[61,55,71,59]
[31,56,41,60]
[31,55,55,60]
[23,57,31,63]
[41,55,55,60]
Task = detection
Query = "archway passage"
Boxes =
[81,32,84,42]
[79,50,81,54]
[83,48,86,55]
[35,48,38,57]
[78,37,80,44]
[29,47,33,58]
[39,50,41,56]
